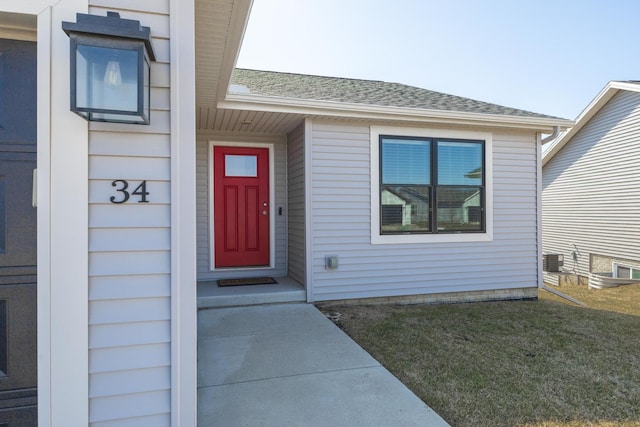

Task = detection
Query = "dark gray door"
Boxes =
[0,38,38,427]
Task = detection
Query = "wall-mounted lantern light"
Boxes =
[62,12,156,124]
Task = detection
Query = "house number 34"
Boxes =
[110,179,150,204]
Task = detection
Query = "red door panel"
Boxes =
[223,185,238,252]
[245,186,259,250]
[214,146,269,267]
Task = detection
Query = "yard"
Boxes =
[320,283,640,427]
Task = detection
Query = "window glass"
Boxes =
[76,45,138,112]
[381,138,430,185]
[379,135,485,235]
[616,265,640,279]
[381,137,431,234]
[381,185,430,233]
[436,187,482,232]
[225,155,257,177]
[437,140,482,185]
[143,55,150,120]
[617,266,631,279]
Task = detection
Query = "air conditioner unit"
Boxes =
[543,254,564,272]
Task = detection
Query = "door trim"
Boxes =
[209,141,275,271]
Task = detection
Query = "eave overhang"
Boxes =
[219,93,574,132]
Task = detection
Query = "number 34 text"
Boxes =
[110,179,150,204]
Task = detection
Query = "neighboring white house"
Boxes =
[0,0,572,425]
[542,81,640,287]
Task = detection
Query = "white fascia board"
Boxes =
[541,81,636,166]
[609,80,640,92]
[220,94,574,132]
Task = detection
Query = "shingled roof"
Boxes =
[230,68,562,120]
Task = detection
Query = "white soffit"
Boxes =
[195,0,252,131]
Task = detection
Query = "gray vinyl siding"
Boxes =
[195,132,288,280]
[287,122,306,284]
[542,90,640,276]
[309,120,539,301]
[87,2,171,426]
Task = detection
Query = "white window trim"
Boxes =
[370,125,493,244]
[208,141,276,271]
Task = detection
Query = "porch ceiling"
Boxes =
[197,108,306,134]
[195,0,304,135]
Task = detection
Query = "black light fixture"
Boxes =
[62,12,156,124]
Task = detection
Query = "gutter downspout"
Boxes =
[541,126,561,144]
[536,133,544,290]
[538,126,561,292]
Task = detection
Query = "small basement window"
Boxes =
[613,263,640,279]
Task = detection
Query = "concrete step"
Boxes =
[197,277,306,309]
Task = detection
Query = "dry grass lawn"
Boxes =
[320,284,640,427]
[540,282,640,317]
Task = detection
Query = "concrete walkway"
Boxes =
[198,303,449,426]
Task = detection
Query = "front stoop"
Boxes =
[197,277,306,308]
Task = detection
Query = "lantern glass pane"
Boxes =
[76,45,139,113]
[144,55,150,121]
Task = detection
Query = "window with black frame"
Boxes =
[380,136,484,234]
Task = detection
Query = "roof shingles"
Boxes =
[231,68,562,120]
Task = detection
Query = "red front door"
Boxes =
[214,146,270,267]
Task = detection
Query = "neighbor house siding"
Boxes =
[287,122,306,284]
[542,90,640,276]
[196,132,288,280]
[309,120,539,301]
[87,2,171,426]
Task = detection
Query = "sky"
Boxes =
[237,0,640,120]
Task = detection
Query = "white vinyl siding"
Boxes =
[196,133,288,280]
[287,122,306,284]
[87,2,171,426]
[309,120,538,301]
[542,90,640,275]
